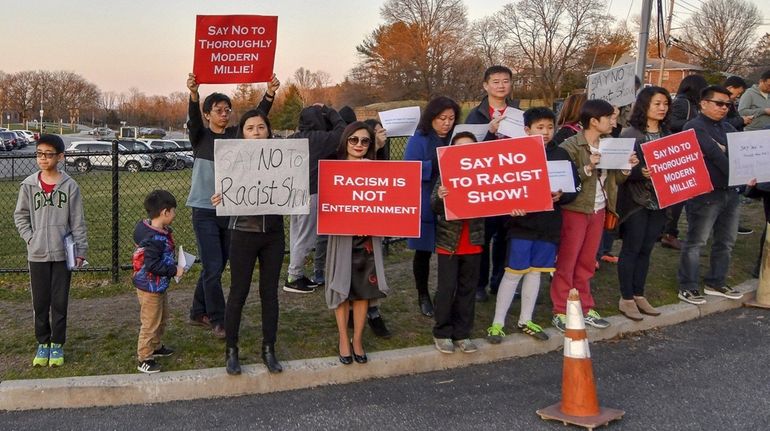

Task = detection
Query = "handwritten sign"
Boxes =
[727,130,770,185]
[214,139,310,216]
[587,63,636,107]
[378,107,421,137]
[193,15,278,84]
[437,136,553,220]
[317,160,422,237]
[641,130,713,208]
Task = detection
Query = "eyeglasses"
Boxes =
[211,108,232,116]
[704,99,731,108]
[347,136,371,147]
[35,151,59,159]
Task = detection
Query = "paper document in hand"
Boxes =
[727,130,770,186]
[451,123,490,143]
[64,233,76,270]
[595,138,635,170]
[378,106,421,137]
[175,246,197,283]
[546,160,576,193]
[497,107,527,138]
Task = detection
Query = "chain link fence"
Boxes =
[0,137,414,279]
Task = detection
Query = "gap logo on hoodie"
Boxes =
[34,190,68,210]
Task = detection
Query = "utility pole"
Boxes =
[636,0,654,85]
[658,0,676,86]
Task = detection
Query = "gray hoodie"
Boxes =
[14,171,88,262]
[737,84,770,131]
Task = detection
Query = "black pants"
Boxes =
[433,253,480,339]
[664,202,684,237]
[224,229,284,348]
[190,208,230,325]
[617,209,667,299]
[478,216,507,293]
[29,261,72,345]
[413,250,433,296]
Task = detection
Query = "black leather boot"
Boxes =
[418,294,434,317]
[226,346,241,375]
[261,343,283,373]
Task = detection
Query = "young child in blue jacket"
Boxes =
[132,189,184,374]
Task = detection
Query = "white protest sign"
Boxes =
[214,138,310,216]
[497,107,527,138]
[587,63,636,107]
[727,130,770,185]
[546,160,576,193]
[596,138,636,170]
[451,123,490,143]
[378,106,421,137]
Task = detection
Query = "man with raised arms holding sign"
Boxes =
[185,72,280,339]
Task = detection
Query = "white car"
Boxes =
[17,130,37,144]
[66,141,153,173]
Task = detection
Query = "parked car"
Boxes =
[139,128,167,138]
[0,131,19,150]
[10,131,29,148]
[88,127,114,137]
[171,139,193,157]
[65,141,153,173]
[17,130,37,144]
[143,139,192,169]
[118,139,173,172]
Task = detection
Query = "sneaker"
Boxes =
[678,289,706,305]
[600,254,619,264]
[49,343,64,367]
[299,276,320,288]
[517,321,550,341]
[137,359,161,374]
[454,339,478,353]
[433,337,455,354]
[584,309,610,329]
[486,323,506,344]
[32,343,49,367]
[283,277,315,294]
[152,345,175,358]
[738,226,753,235]
[552,314,567,333]
[313,270,325,287]
[704,285,743,300]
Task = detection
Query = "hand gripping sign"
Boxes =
[436,136,554,220]
[193,15,278,84]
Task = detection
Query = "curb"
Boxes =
[0,279,758,411]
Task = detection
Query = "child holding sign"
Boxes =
[325,122,390,365]
[551,100,638,332]
[486,108,579,343]
[431,132,486,354]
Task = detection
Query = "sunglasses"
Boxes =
[704,99,731,108]
[347,136,371,147]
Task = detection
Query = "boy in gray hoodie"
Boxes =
[14,134,88,367]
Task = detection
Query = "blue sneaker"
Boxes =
[33,343,49,367]
[49,343,64,367]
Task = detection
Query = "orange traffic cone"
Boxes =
[537,288,624,429]
[746,222,770,309]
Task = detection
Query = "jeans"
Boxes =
[433,253,480,339]
[678,190,740,292]
[288,194,318,280]
[190,207,230,325]
[617,208,667,299]
[596,230,616,259]
[477,215,507,293]
[664,202,685,237]
[29,261,71,345]
[225,230,284,348]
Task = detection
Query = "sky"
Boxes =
[3,0,768,97]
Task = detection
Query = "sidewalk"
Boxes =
[0,279,758,411]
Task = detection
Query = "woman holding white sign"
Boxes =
[211,110,284,375]
[325,122,390,365]
[404,96,462,318]
[551,100,638,332]
[616,86,672,320]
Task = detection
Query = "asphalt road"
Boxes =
[2,307,769,430]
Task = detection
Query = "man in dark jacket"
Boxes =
[677,85,743,305]
[464,65,520,301]
[723,75,753,131]
[283,105,345,294]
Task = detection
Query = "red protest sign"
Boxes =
[317,160,422,237]
[641,129,713,209]
[193,15,278,84]
[436,136,553,220]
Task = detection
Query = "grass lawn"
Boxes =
[0,200,764,381]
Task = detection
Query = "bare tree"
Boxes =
[498,0,608,104]
[677,0,762,73]
[469,16,507,66]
